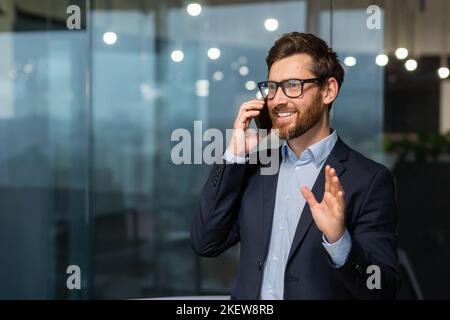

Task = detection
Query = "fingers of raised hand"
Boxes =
[324,165,345,208]
[325,165,331,193]
[301,186,318,208]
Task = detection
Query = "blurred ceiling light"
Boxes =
[245,81,256,91]
[405,59,417,71]
[212,71,224,81]
[395,48,409,60]
[438,67,450,79]
[187,3,202,16]
[140,83,159,100]
[171,50,184,62]
[264,18,278,31]
[8,70,17,79]
[344,56,357,67]
[207,48,221,60]
[238,56,247,65]
[23,64,34,74]
[375,54,389,67]
[195,80,209,97]
[239,66,249,76]
[103,32,117,45]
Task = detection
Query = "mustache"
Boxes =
[271,105,299,114]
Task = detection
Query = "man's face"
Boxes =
[267,53,326,140]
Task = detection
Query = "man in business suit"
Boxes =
[191,32,399,299]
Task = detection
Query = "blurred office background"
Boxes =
[0,0,449,299]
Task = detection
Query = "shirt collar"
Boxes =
[281,129,338,166]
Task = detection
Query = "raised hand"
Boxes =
[300,165,345,243]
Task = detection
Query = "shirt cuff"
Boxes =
[223,149,248,164]
[322,228,352,268]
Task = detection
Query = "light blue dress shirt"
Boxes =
[223,129,351,300]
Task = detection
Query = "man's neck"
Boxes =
[287,116,331,158]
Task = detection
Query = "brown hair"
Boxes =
[266,32,344,109]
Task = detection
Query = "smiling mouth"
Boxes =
[276,111,297,118]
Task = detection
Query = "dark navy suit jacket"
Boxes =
[191,137,400,299]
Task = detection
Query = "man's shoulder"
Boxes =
[337,138,393,178]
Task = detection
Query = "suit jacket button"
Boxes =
[258,261,263,270]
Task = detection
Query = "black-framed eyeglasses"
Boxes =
[257,77,325,100]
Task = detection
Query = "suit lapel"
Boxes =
[261,147,282,255]
[287,137,349,264]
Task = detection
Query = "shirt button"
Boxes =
[273,256,279,262]
[268,289,274,294]
[279,224,284,230]
[295,167,300,171]
[285,195,290,200]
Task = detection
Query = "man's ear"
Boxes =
[322,77,339,105]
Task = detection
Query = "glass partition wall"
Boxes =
[4,0,447,299]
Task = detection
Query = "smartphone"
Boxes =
[254,100,272,131]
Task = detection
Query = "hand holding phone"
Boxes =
[254,99,272,131]
[227,99,266,157]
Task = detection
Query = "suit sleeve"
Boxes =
[333,167,400,299]
[190,162,251,257]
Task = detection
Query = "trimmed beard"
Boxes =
[271,93,325,140]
